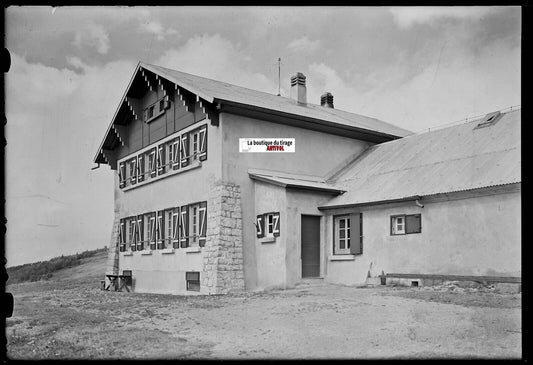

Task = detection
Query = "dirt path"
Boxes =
[6,273,521,360]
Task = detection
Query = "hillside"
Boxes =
[7,248,108,285]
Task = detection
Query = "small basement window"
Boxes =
[186,272,200,291]
[391,214,421,235]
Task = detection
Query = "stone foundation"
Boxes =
[202,181,245,294]
[105,214,120,277]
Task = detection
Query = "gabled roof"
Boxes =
[141,63,412,138]
[94,62,411,165]
[248,168,345,194]
[320,109,521,209]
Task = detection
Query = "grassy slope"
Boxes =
[7,248,108,285]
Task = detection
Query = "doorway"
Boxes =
[301,215,320,278]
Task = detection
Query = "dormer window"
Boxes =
[475,111,501,129]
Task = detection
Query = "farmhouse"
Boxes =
[94,62,521,295]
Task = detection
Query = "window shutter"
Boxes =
[137,154,144,182]
[173,207,180,248]
[119,219,125,244]
[160,211,166,249]
[181,133,189,167]
[180,206,189,248]
[198,201,207,247]
[256,215,264,238]
[157,145,166,175]
[199,126,207,161]
[349,213,362,255]
[149,213,156,250]
[406,214,421,234]
[137,215,144,249]
[172,138,180,170]
[150,148,157,178]
[272,212,281,237]
[130,158,137,185]
[119,162,126,188]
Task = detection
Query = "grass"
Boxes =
[6,247,108,284]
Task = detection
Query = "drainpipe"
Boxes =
[415,199,424,208]
[91,163,101,170]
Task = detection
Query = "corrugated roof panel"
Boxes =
[322,110,520,208]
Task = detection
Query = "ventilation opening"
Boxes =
[411,281,419,287]
[475,111,501,129]
[186,272,200,292]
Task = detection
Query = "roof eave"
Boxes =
[217,99,405,142]
[318,196,421,210]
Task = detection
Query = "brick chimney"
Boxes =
[320,92,334,108]
[290,72,307,105]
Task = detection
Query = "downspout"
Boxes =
[415,199,424,208]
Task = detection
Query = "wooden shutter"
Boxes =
[119,162,126,188]
[180,206,189,248]
[256,215,265,238]
[181,133,189,167]
[156,210,165,249]
[406,214,421,234]
[273,212,280,237]
[119,219,126,252]
[149,148,157,178]
[199,126,207,161]
[172,138,180,170]
[149,213,156,250]
[198,202,207,247]
[157,145,166,175]
[137,154,144,182]
[137,215,144,250]
[130,158,137,185]
[173,207,180,248]
[349,213,362,255]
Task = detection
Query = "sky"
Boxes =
[4,6,521,267]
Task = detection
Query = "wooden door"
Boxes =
[301,215,320,278]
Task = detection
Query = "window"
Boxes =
[126,217,137,251]
[129,157,137,185]
[256,212,280,238]
[144,96,170,123]
[334,214,362,255]
[117,124,207,190]
[476,111,501,129]
[164,209,173,249]
[189,126,207,162]
[186,272,200,291]
[144,212,156,250]
[391,214,421,235]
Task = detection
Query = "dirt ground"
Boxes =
[5,255,522,359]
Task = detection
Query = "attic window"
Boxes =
[475,111,501,129]
[144,96,170,123]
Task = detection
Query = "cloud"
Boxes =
[156,33,277,94]
[287,36,321,53]
[6,53,136,266]
[389,6,499,28]
[139,20,179,41]
[73,22,110,54]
